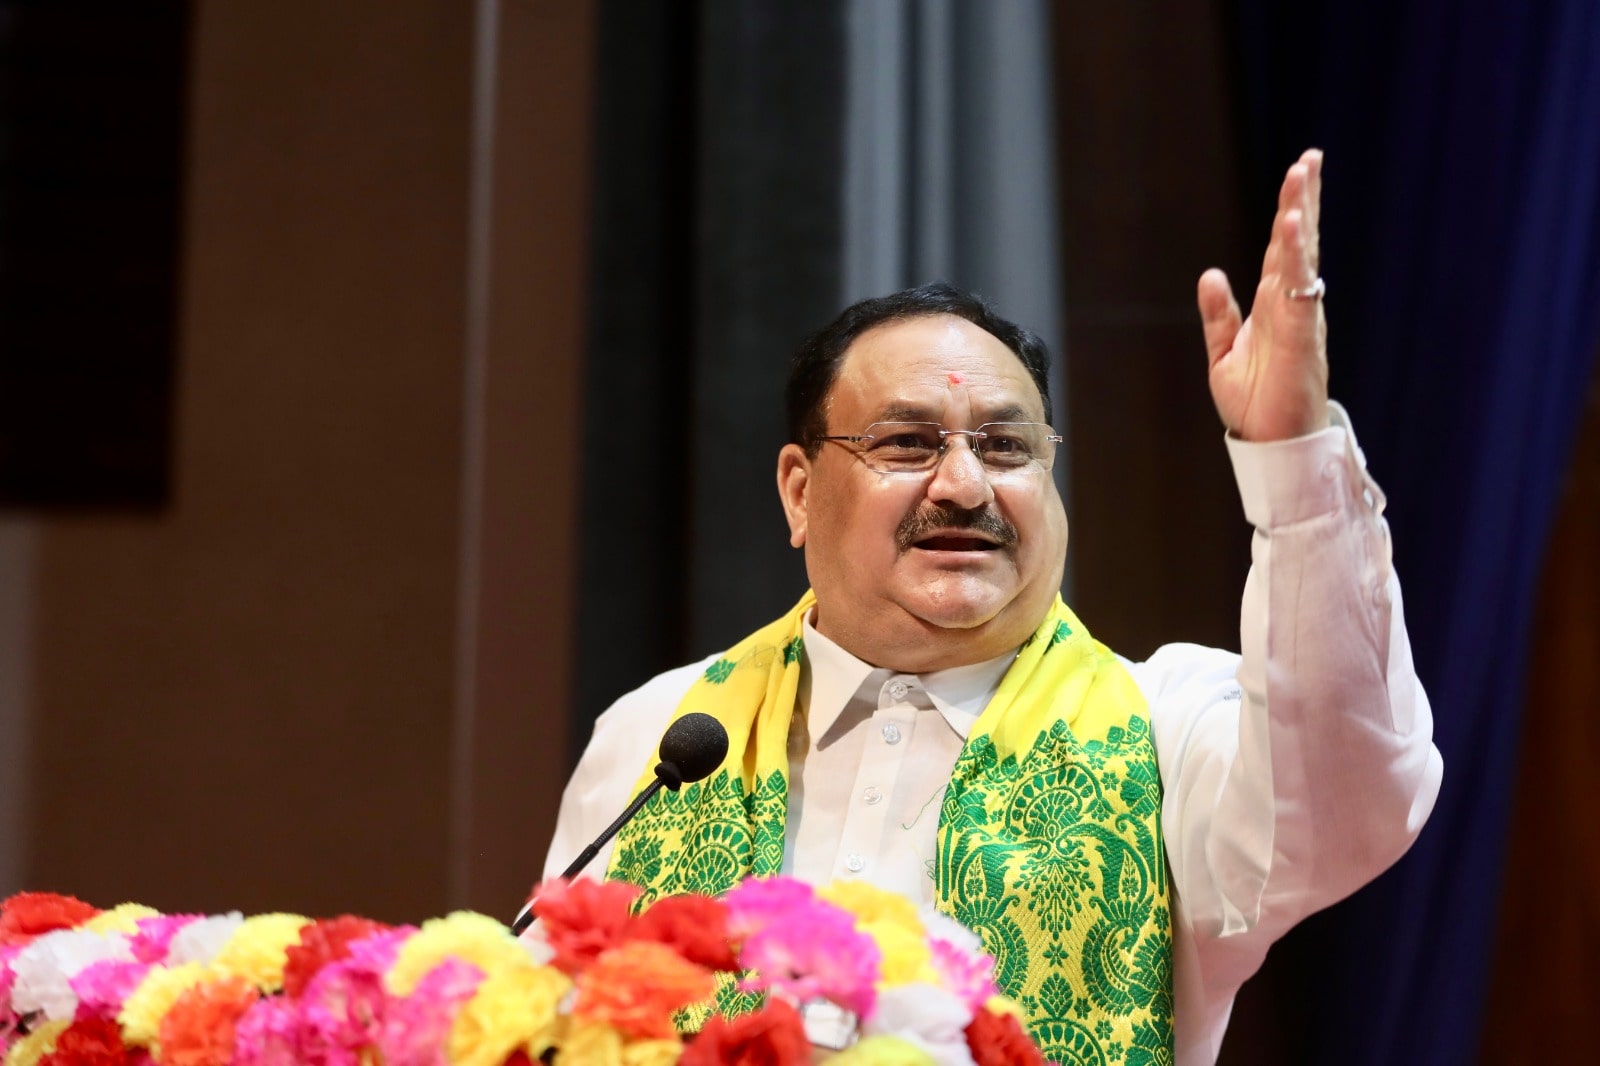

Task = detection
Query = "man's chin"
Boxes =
[900,585,1014,633]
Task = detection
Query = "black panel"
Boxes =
[573,0,844,760]
[0,1,189,508]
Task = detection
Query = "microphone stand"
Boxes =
[511,760,685,936]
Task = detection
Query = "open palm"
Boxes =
[1198,149,1330,442]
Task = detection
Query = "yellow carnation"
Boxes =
[817,883,934,986]
[818,882,922,934]
[828,1035,937,1065]
[210,913,310,992]
[869,923,936,988]
[622,1037,682,1066]
[555,1021,625,1066]
[82,903,159,935]
[448,963,572,1066]
[118,962,206,1048]
[4,1019,68,1066]
[386,912,531,996]
[551,1020,683,1066]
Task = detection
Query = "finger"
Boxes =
[1197,268,1243,366]
[1300,148,1322,273]
[1262,162,1310,281]
[1279,208,1317,293]
[1301,147,1323,238]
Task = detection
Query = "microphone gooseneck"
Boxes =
[511,712,730,935]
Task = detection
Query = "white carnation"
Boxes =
[165,912,244,966]
[862,983,976,1066]
[515,921,556,966]
[917,907,986,956]
[10,929,135,1021]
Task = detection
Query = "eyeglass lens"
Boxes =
[858,422,1058,473]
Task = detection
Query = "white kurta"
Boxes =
[545,405,1444,1066]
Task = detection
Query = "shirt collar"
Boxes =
[800,613,1017,740]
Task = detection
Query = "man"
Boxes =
[546,150,1443,1065]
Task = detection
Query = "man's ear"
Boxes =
[776,443,811,548]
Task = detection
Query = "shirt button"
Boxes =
[863,787,883,805]
[845,853,866,873]
[888,680,910,701]
[881,723,902,744]
[1321,459,1340,481]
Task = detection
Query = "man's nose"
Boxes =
[926,435,995,509]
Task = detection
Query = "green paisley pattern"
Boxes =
[610,767,789,907]
[938,707,1172,1062]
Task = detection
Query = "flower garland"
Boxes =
[0,882,1044,1066]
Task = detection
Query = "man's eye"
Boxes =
[876,433,936,451]
[981,434,1034,464]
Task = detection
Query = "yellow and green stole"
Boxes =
[606,591,1173,1063]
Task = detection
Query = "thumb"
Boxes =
[1197,268,1242,367]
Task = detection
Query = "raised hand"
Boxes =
[1197,148,1330,442]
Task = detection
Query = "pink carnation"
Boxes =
[737,905,879,1018]
[1,943,18,1011]
[128,915,201,965]
[377,959,485,1066]
[231,996,301,1066]
[928,938,999,1011]
[284,925,414,1066]
[69,960,152,1021]
[342,927,413,973]
[722,877,820,940]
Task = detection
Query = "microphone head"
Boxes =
[655,712,729,791]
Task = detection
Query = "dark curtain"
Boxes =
[1226,1,1600,1062]
[573,1,842,761]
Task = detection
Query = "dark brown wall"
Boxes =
[1054,3,1253,660]
[456,0,596,916]
[0,0,592,924]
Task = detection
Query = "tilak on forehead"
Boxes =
[948,371,965,385]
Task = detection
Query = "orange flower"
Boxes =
[626,894,739,972]
[680,998,810,1066]
[573,941,715,1040]
[0,893,101,947]
[157,975,260,1066]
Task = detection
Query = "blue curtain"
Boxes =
[1228,1,1600,1062]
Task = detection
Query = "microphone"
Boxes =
[511,712,728,935]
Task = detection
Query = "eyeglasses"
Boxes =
[813,421,1063,475]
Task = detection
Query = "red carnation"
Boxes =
[0,893,102,947]
[681,999,811,1066]
[530,878,642,975]
[626,893,740,971]
[282,915,391,998]
[39,1016,132,1066]
[965,1007,1046,1066]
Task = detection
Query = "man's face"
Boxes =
[777,314,1068,672]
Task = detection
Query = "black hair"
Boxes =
[785,282,1052,455]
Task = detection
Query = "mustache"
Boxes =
[895,504,1019,553]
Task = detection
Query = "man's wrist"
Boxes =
[1226,401,1367,528]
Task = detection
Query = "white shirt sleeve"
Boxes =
[1131,403,1444,1060]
